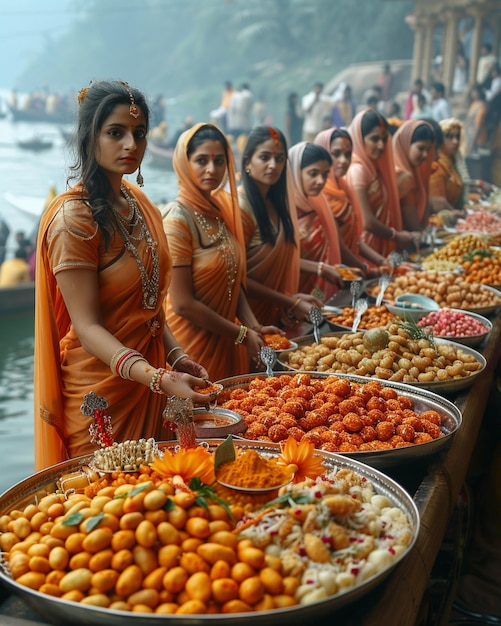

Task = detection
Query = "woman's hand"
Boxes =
[160,370,213,405]
[395,230,415,251]
[173,357,209,380]
[243,327,265,365]
[322,265,344,289]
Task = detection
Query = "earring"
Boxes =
[245,168,250,174]
[136,165,144,187]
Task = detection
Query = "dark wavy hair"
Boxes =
[300,143,332,168]
[186,124,229,158]
[241,125,295,245]
[361,109,389,137]
[69,80,150,249]
[329,128,352,147]
[411,122,436,144]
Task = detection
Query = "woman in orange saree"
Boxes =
[314,127,386,269]
[288,142,344,302]
[392,119,435,232]
[238,126,321,329]
[34,81,209,471]
[347,109,415,257]
[163,123,279,381]
[429,118,467,211]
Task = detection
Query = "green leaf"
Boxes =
[62,511,84,526]
[85,513,104,532]
[261,492,310,510]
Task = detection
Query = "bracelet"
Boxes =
[150,368,168,394]
[166,346,183,363]
[110,347,144,378]
[171,353,189,370]
[234,325,248,345]
[317,261,324,277]
[288,297,301,314]
[121,355,148,381]
[389,227,396,240]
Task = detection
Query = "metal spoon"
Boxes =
[352,298,368,332]
[309,305,323,344]
[388,251,402,277]
[376,273,390,307]
[260,346,276,377]
[350,280,361,308]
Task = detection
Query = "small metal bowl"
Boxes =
[193,407,247,439]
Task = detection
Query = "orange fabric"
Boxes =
[288,142,341,300]
[347,109,401,256]
[392,119,434,227]
[34,181,171,470]
[429,150,464,209]
[314,128,363,255]
[239,191,300,326]
[163,123,247,382]
[465,100,488,149]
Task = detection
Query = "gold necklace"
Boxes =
[194,211,237,300]
[113,185,160,310]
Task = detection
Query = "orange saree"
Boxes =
[34,182,171,470]
[347,109,402,257]
[393,119,434,229]
[289,142,341,301]
[429,151,464,210]
[163,123,247,382]
[314,127,363,255]
[239,191,300,326]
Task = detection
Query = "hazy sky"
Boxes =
[0,0,74,89]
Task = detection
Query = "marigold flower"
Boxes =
[277,436,325,483]
[150,446,215,486]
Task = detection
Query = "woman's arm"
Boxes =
[299,258,344,288]
[55,268,208,400]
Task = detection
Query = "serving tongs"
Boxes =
[309,305,323,344]
[260,345,276,377]
[350,280,361,308]
[375,273,390,307]
[352,298,368,332]
[388,251,402,277]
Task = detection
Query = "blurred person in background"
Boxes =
[284,92,303,147]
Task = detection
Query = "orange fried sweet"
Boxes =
[263,333,292,351]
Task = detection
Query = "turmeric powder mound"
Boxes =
[216,449,293,490]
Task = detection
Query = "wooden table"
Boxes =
[1,311,500,625]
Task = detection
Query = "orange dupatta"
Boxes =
[164,123,247,381]
[392,119,434,227]
[347,109,402,256]
[289,141,341,300]
[314,127,363,253]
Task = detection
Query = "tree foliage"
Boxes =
[17,0,414,121]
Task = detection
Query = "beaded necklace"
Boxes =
[113,185,160,310]
[193,210,237,301]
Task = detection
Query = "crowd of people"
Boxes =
[31,68,501,470]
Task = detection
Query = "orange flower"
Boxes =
[277,437,325,483]
[150,446,215,486]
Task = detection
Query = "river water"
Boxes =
[0,111,178,495]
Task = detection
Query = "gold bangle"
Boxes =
[317,261,324,277]
[150,368,167,394]
[234,325,248,344]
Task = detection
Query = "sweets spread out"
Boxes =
[418,309,489,338]
[220,373,447,452]
[264,334,292,351]
[280,323,482,384]
[325,305,397,330]
[0,445,414,615]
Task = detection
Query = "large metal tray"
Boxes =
[0,442,419,626]
[277,331,486,394]
[216,372,462,469]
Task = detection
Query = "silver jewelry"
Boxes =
[113,185,160,309]
[136,165,144,187]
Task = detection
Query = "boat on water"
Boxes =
[9,105,75,125]
[147,141,174,170]
[0,282,35,316]
[17,138,54,152]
